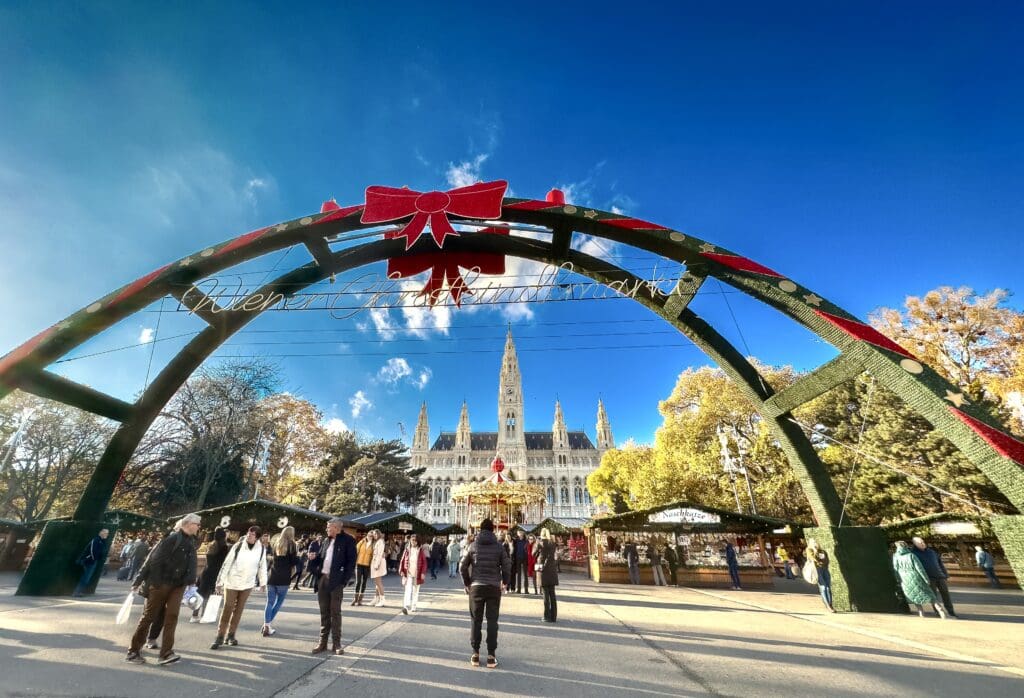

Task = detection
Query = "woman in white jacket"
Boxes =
[369,529,387,607]
[211,526,268,649]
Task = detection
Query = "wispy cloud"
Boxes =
[378,357,412,384]
[446,154,489,188]
[415,367,432,390]
[349,390,372,418]
[138,327,155,344]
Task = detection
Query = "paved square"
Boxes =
[1,572,1022,697]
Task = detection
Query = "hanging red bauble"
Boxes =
[491,456,505,473]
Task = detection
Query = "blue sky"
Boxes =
[1,2,1022,446]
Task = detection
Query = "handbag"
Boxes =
[115,591,135,625]
[802,560,818,585]
[200,593,223,624]
[534,563,543,572]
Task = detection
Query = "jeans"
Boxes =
[783,561,795,579]
[317,577,345,646]
[291,558,305,587]
[73,561,99,595]
[130,584,184,658]
[627,563,640,585]
[513,558,529,592]
[817,567,833,608]
[429,558,440,579]
[542,585,557,621]
[728,564,741,588]
[449,560,459,577]
[265,585,289,624]
[469,584,501,655]
[982,567,1002,588]
[355,565,370,594]
[652,564,666,586]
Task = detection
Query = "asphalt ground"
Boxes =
[1,571,1022,697]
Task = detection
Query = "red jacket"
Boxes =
[399,545,428,586]
[527,543,538,575]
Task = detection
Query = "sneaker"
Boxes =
[189,616,199,623]
[125,651,146,664]
[158,653,180,665]
[470,653,480,667]
[487,655,498,669]
[144,641,159,650]
[332,646,345,656]
[226,636,238,646]
[210,636,224,650]
[267,626,277,636]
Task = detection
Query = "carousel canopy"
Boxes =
[588,500,806,534]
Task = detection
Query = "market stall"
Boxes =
[0,518,35,571]
[586,501,805,588]
[882,513,1019,587]
[527,517,589,572]
[183,498,365,539]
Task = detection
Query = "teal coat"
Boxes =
[892,548,936,605]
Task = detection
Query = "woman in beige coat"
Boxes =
[369,530,388,606]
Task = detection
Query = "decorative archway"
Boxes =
[3,180,1022,604]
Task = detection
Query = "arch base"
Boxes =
[991,516,1024,590]
[17,521,119,597]
[803,526,903,613]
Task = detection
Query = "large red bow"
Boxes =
[387,228,508,306]
[362,180,508,250]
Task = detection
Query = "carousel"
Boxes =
[450,455,547,531]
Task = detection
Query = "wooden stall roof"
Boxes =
[881,512,994,540]
[587,500,807,534]
[179,499,365,534]
[345,511,436,537]
[523,517,589,535]
[30,509,165,532]
[432,522,467,535]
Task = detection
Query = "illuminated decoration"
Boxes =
[450,455,547,531]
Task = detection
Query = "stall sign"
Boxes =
[650,508,721,524]
[397,521,413,532]
[930,521,981,536]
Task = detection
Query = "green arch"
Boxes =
[2,191,1022,602]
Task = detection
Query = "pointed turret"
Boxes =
[596,399,614,451]
[497,326,526,467]
[413,402,430,452]
[456,400,472,450]
[552,400,569,450]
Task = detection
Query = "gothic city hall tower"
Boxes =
[412,329,614,524]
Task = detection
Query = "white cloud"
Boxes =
[415,367,432,390]
[138,327,155,343]
[378,357,412,384]
[611,205,625,215]
[446,154,489,188]
[325,417,350,434]
[367,307,398,340]
[349,390,372,418]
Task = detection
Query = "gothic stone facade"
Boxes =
[412,330,614,523]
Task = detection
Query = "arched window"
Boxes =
[560,486,570,504]
[546,486,555,505]
[574,486,583,505]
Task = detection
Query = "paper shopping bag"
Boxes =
[115,591,135,625]
[200,593,223,624]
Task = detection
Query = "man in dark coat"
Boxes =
[623,541,640,584]
[512,530,530,595]
[72,527,109,597]
[429,537,445,580]
[312,518,356,655]
[912,536,956,617]
[126,515,200,665]
[460,518,511,668]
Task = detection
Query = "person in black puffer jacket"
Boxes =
[126,514,200,666]
[460,518,511,669]
[192,527,229,622]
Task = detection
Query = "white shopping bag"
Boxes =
[200,593,223,624]
[115,591,135,625]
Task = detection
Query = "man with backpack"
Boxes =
[211,526,268,650]
[126,515,200,665]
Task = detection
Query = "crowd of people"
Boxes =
[66,518,1008,667]
[69,516,559,667]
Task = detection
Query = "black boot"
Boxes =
[210,635,224,650]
